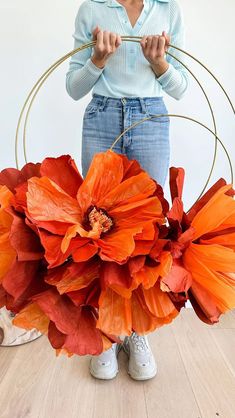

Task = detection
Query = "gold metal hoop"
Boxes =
[14,37,234,206]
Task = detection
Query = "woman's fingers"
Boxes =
[162,30,171,50]
[92,28,122,66]
[151,35,159,58]
[158,35,166,56]
[141,33,169,64]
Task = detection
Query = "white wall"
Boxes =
[0,0,234,212]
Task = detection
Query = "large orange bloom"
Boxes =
[159,167,235,324]
[26,150,165,265]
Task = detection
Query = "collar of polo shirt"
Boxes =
[91,0,169,7]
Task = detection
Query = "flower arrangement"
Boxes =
[1,149,235,357]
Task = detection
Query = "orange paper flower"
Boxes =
[158,167,235,324]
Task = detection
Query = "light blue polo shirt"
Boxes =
[65,0,189,100]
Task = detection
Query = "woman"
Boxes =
[66,0,189,381]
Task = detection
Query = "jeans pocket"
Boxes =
[84,102,101,119]
[145,103,170,123]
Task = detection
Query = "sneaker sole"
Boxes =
[127,367,157,381]
[89,364,119,380]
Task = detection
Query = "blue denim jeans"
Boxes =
[81,93,170,188]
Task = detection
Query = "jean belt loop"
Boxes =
[99,96,108,111]
[139,97,148,114]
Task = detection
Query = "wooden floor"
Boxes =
[0,308,235,418]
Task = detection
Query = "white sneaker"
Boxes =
[89,343,122,380]
[123,332,157,380]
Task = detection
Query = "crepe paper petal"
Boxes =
[169,167,185,202]
[27,176,82,224]
[120,154,145,179]
[101,334,113,352]
[94,199,164,263]
[190,184,235,240]
[134,221,158,241]
[97,287,132,336]
[99,256,146,298]
[152,182,170,216]
[185,242,235,273]
[140,251,172,289]
[0,218,16,283]
[76,150,124,216]
[48,320,66,349]
[5,208,44,261]
[72,242,99,262]
[12,302,50,334]
[130,239,154,257]
[186,178,227,222]
[160,258,193,293]
[0,185,14,208]
[97,228,138,263]
[66,280,100,308]
[109,196,164,225]
[183,244,235,313]
[97,172,157,210]
[61,222,100,254]
[188,282,222,324]
[40,155,83,198]
[44,258,99,294]
[141,282,179,318]
[131,289,162,335]
[128,255,146,274]
[0,284,7,308]
[38,230,73,268]
[0,162,41,193]
[2,260,42,301]
[100,261,132,292]
[60,307,104,356]
[31,288,82,335]
[167,197,184,223]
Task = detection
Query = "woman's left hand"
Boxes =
[140,31,171,77]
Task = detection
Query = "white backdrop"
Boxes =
[0,0,235,210]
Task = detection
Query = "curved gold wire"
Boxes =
[109,113,234,213]
[14,37,234,205]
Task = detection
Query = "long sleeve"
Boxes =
[156,0,189,100]
[65,0,105,101]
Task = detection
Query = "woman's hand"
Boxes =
[140,31,171,77]
[91,26,122,69]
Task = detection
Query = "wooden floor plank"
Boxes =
[93,350,147,418]
[171,308,235,418]
[0,308,235,418]
[143,323,202,418]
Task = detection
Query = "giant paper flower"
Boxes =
[26,150,166,265]
[158,167,235,324]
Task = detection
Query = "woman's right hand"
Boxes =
[91,26,122,69]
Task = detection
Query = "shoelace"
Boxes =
[130,332,149,353]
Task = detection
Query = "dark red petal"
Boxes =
[2,260,42,301]
[169,167,185,202]
[31,288,81,335]
[62,307,103,356]
[7,209,44,261]
[40,155,83,198]
[48,320,66,349]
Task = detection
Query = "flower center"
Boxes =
[87,205,114,234]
